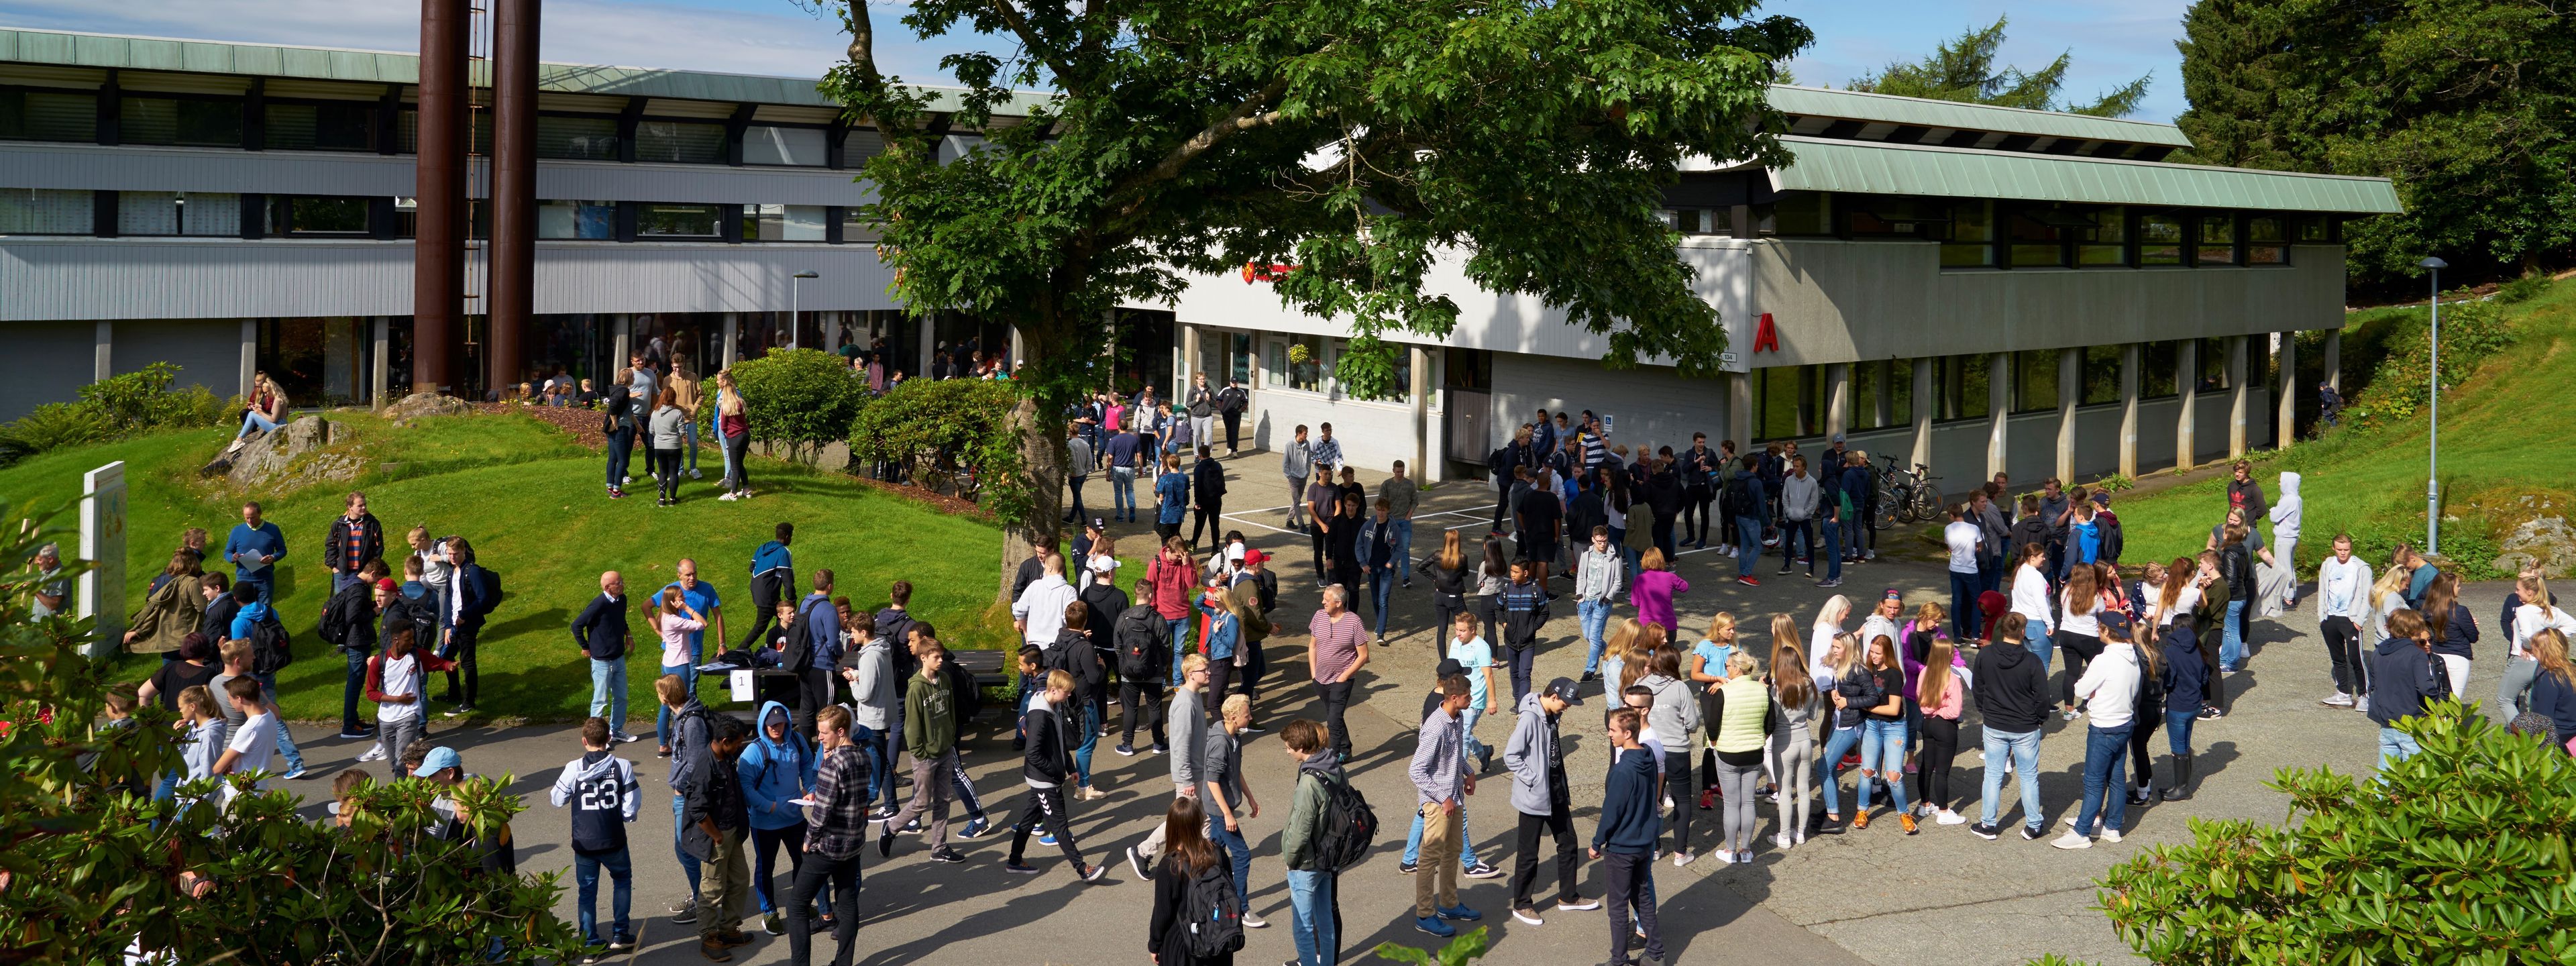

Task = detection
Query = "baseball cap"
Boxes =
[1543,676,1585,706]
[413,746,461,777]
[1831,433,1846,443]
[1435,658,1464,678]
[2092,491,2112,506]
[1242,549,1272,565]
[1089,517,1107,531]
[1089,554,1118,574]
[376,578,399,591]
[1882,587,1902,602]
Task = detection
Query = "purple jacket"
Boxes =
[1629,570,1690,634]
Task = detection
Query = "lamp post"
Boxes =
[790,270,820,351]
[2421,256,2447,555]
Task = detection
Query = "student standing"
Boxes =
[1446,613,1501,773]
[1724,454,1767,586]
[1147,542,1198,688]
[602,382,637,499]
[1201,694,1267,928]
[2504,576,2576,714]
[572,572,637,743]
[1768,629,1818,849]
[1504,677,1593,924]
[1112,579,1171,755]
[1702,652,1772,862]
[210,677,280,802]
[1573,527,1623,682]
[2010,543,2057,676]
[1005,669,1109,881]
[2370,610,2443,769]
[1638,649,1704,859]
[223,500,286,604]
[1358,498,1401,643]
[1628,549,1688,638]
[790,706,869,966]
[1281,425,1313,531]
[1217,377,1249,456]
[1409,675,1483,938]
[839,619,898,813]
[2057,568,2106,720]
[1128,654,1212,875]
[1775,458,1818,577]
[1425,531,1475,656]
[1593,708,1664,966]
[647,389,688,505]
[1281,718,1346,966]
[682,717,755,960]
[2055,619,2142,849]
[363,627,452,777]
[879,639,967,863]
[549,718,643,958]
[2313,535,2376,708]
[654,586,710,757]
[319,568,384,740]
[1914,638,1967,824]
[323,491,382,595]
[2157,619,2210,800]
[1944,505,1986,641]
[2423,573,2479,698]
[1308,587,1371,763]
[716,370,754,499]
[1145,796,1238,966]
[1107,419,1144,523]
[1497,560,1552,702]
[1155,454,1192,545]
[1970,613,2051,841]
[738,700,826,937]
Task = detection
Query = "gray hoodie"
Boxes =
[1780,472,1820,522]
[1501,691,1566,816]
[2269,471,2304,541]
[1281,437,1313,479]
[849,637,896,730]
[1640,674,1699,750]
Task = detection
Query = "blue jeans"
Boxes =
[1856,718,1909,812]
[1978,727,2043,830]
[1735,517,1762,577]
[250,672,304,772]
[573,847,633,945]
[672,794,702,898]
[1950,572,1982,640]
[1457,706,1486,767]
[1391,519,1415,581]
[1819,517,1843,581]
[2377,727,2422,770]
[1072,705,1100,788]
[2074,723,2133,836]
[1213,820,1252,901]
[854,723,891,803]
[237,574,274,604]
[1978,552,2004,596]
[1819,724,1862,816]
[1065,475,1088,523]
[1578,598,1612,675]
[657,664,696,745]
[1778,519,1812,568]
[1287,869,1340,966]
[1369,568,1394,638]
[590,657,627,731]
[682,417,701,471]
[2166,708,2196,755]
[237,411,280,437]
[2220,600,2248,669]
[1403,806,1482,867]
[1111,468,1138,519]
[1166,618,1193,686]
[341,648,370,732]
[2024,623,2055,676]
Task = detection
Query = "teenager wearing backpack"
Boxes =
[1003,669,1110,881]
[788,570,844,739]
[1147,795,1243,966]
[1113,578,1171,755]
[319,563,384,739]
[224,581,309,780]
[1216,376,1248,457]
[1049,604,1110,801]
[547,717,641,959]
[439,537,499,716]
[1128,653,1210,877]
[738,523,796,653]
[1281,718,1352,966]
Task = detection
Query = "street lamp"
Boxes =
[2421,256,2447,555]
[790,270,820,351]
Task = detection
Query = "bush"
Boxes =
[2496,272,2549,305]
[2088,703,2576,965]
[2347,296,2518,429]
[0,363,237,466]
[727,348,871,464]
[847,376,1028,518]
[0,402,111,462]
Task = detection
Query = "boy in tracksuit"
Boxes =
[1498,561,1552,703]
[549,717,641,955]
[1593,708,1665,965]
[739,523,795,653]
[1004,669,1108,881]
[880,639,966,863]
[1505,678,1595,924]
[839,619,898,814]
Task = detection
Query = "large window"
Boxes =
[2006,206,2074,268]
[744,125,826,166]
[843,129,886,166]
[537,199,615,239]
[1941,199,1994,267]
[745,204,826,241]
[1931,354,1994,421]
[2141,341,2178,398]
[2081,345,2123,405]
[2197,214,2238,265]
[2245,215,2289,265]
[840,207,881,243]
[2198,337,2235,390]
[265,101,377,152]
[268,196,368,235]
[2139,212,2186,266]
[1752,364,1821,441]
[634,121,724,164]
[0,89,97,142]
[637,203,724,238]
[1265,335,1325,392]
[1326,339,1410,403]
[117,191,241,236]
[121,95,243,147]
[1768,192,1830,235]
[1843,197,1937,239]
[537,115,619,160]
[0,188,91,233]
[2078,207,2129,267]
[2012,350,2060,413]
[1849,359,1913,431]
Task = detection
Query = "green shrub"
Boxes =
[847,376,1029,520]
[727,348,871,464]
[78,362,233,435]
[2496,273,2549,305]
[2089,703,2576,965]
[2349,296,2518,429]
[0,402,111,460]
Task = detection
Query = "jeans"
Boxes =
[1778,518,1812,569]
[1735,517,1762,577]
[672,794,702,898]
[2166,708,2197,756]
[2025,623,2055,676]
[2377,727,2422,770]
[572,847,633,946]
[1457,706,1487,775]
[1978,727,2043,830]
[1369,568,1395,639]
[853,724,891,804]
[651,447,682,501]
[1856,718,1910,812]
[719,425,737,482]
[1842,516,1865,561]
[1212,820,1253,900]
[786,852,861,966]
[1286,475,1309,527]
[250,673,305,773]
[1949,571,1982,640]
[682,416,701,471]
[237,574,274,604]
[2073,723,2133,836]
[2220,600,2248,669]
[721,432,750,493]
[236,411,281,437]
[1110,468,1138,520]
[606,427,634,490]
[1391,518,1415,581]
[1818,516,1843,581]
[1578,598,1612,675]
[1978,551,2004,597]
[1503,645,1538,705]
[1286,869,1340,966]
[1065,475,1089,524]
[1605,851,1663,964]
[1071,705,1101,788]
[1819,725,1863,816]
[657,664,696,745]
[1316,679,1355,760]
[340,648,370,732]
[1165,618,1194,687]
[590,657,627,732]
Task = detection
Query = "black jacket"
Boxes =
[2367,638,2442,727]
[2220,543,2254,602]
[572,592,631,661]
[1049,628,1108,704]
[1645,470,1685,519]
[1193,459,1227,504]
[1022,698,1075,786]
[324,513,384,574]
[2431,603,2479,660]
[318,579,378,653]
[1972,640,2049,733]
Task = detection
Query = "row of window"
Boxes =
[0,86,889,168]
[0,188,884,243]
[1666,193,2339,270]
[1750,339,2249,442]
[1264,333,1415,405]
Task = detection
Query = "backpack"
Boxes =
[250,616,295,676]
[1114,607,1163,680]
[1303,765,1378,873]
[464,566,502,618]
[782,600,830,673]
[1178,863,1246,958]
[2098,513,2125,563]
[1721,471,1751,521]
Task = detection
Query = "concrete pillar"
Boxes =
[2228,335,2249,459]
[238,319,258,398]
[2176,339,2199,470]
[1725,371,1753,453]
[1986,352,2010,484]
[2275,331,2297,447]
[2055,347,2080,483]
[1181,325,1202,389]
[824,312,842,356]
[93,320,111,382]
[720,313,739,370]
[1871,360,1893,429]
[611,315,631,376]
[2117,343,2141,479]
[918,314,935,378]
[1823,363,1850,439]
[1909,358,1934,476]
[2322,327,2342,394]
[371,317,390,408]
[1409,343,1431,481]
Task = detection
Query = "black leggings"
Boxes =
[1683,488,1714,545]
[2322,616,2368,695]
[1121,682,1166,747]
[653,447,682,500]
[1916,715,1959,811]
[2058,631,2103,707]
[722,432,751,492]
[1191,501,1223,547]
[2129,706,2163,788]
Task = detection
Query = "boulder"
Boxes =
[2493,515,2576,580]
[386,392,472,423]
[223,417,341,488]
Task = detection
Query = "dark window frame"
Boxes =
[116,89,248,148]
[261,97,384,153]
[0,84,102,144]
[265,195,374,237]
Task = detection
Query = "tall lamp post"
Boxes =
[2421,256,2447,555]
[790,270,820,351]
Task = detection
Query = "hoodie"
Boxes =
[2161,625,2210,712]
[1779,472,1819,522]
[1501,691,1568,816]
[2268,472,2303,543]
[666,696,714,792]
[2317,554,2374,623]
[737,701,818,831]
[1593,747,1661,855]
[2367,637,2441,727]
[1972,639,2049,733]
[2071,641,2141,728]
[1020,692,1073,788]
[845,635,897,731]
[1499,577,1550,650]
[1640,674,1699,748]
[1283,750,1345,871]
[551,749,641,854]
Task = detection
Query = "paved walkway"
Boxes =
[259,453,2510,965]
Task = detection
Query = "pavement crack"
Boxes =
[1796,883,2103,927]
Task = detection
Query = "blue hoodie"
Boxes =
[229,599,274,641]
[1593,746,1660,855]
[736,700,818,831]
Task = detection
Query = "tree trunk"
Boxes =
[996,344,1068,605]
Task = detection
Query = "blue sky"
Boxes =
[0,0,2192,121]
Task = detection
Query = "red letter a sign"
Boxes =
[1752,313,1780,353]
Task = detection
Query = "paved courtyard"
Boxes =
[260,455,2501,965]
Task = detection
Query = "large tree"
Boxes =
[810,0,1810,592]
[1847,15,2151,117]
[2174,0,2576,288]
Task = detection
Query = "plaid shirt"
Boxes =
[804,743,872,860]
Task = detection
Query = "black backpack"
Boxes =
[1720,471,1751,520]
[249,616,295,676]
[782,599,830,673]
[1114,606,1163,680]
[1179,862,1246,958]
[1303,765,1378,873]
[2099,514,2125,564]
[464,566,502,619]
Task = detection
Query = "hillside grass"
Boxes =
[3,411,1008,724]
[2114,278,2576,575]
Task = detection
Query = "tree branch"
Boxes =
[1106,77,1292,220]
[845,0,880,92]
[989,0,1087,97]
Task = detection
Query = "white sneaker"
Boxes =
[689,469,703,480]
[622,476,632,484]
[1670,851,1697,868]
[356,744,387,763]
[1242,913,1269,929]
[1774,832,1794,849]
[1935,809,1968,826]
[1711,849,1735,865]
[2051,830,2094,850]
[2321,692,2355,707]
[717,491,739,501]
[2102,828,2123,843]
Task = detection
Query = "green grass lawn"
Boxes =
[2112,278,2576,576]
[2,411,1008,724]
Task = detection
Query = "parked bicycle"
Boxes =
[1872,454,1944,529]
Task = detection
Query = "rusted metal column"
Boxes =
[489,0,538,394]
[413,0,468,392]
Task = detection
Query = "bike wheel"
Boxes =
[1911,484,1943,521]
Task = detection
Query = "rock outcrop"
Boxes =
[386,392,472,423]
[2494,515,2575,579]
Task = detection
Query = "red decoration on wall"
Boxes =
[1242,261,1298,284]
[1752,312,1780,353]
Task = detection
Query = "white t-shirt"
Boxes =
[2012,564,2055,631]
[2151,586,2204,627]
[2512,604,2576,657]
[227,712,280,795]
[1943,521,1982,574]
[376,652,427,724]
[2059,586,2102,638]
[1809,621,1841,682]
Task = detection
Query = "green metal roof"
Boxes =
[1770,136,2402,214]
[1765,85,2194,149]
[0,27,1051,115]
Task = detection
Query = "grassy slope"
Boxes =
[2113,278,2576,574]
[3,411,1006,723]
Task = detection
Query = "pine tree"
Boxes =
[1846,15,2152,117]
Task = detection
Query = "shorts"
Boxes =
[1521,536,1560,566]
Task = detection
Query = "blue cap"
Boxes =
[413,746,462,777]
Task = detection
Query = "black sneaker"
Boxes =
[2196,705,2224,721]
[1398,861,1418,875]
[929,847,967,863]
[1579,671,1599,684]
[877,828,896,859]
[2020,824,2046,841]
[1128,845,1151,879]
[1968,821,2000,841]
[606,935,637,953]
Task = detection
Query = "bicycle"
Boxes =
[1873,454,1944,528]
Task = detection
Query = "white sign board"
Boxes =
[80,461,126,657]
[730,668,755,704]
